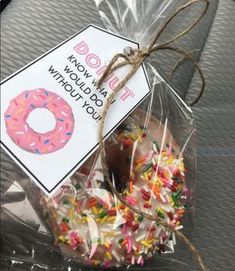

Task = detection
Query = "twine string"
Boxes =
[96,1,209,270]
[169,48,199,80]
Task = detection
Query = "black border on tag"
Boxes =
[0,25,151,194]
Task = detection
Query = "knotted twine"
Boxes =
[96,1,209,270]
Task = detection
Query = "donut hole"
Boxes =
[27,108,56,134]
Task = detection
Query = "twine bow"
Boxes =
[96,1,209,270]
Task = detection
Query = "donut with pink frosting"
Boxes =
[4,88,74,154]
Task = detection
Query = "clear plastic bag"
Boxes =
[1,0,198,270]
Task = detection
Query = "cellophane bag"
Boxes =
[1,0,197,270]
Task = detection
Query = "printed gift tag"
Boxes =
[1,25,150,195]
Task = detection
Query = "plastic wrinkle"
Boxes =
[1,1,197,270]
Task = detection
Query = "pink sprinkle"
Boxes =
[160,193,167,203]
[147,150,154,160]
[172,168,179,175]
[122,223,128,234]
[103,261,111,267]
[70,232,79,250]
[127,237,132,253]
[167,144,172,156]
[161,177,172,188]
[140,258,144,266]
[137,255,143,264]
[125,196,137,205]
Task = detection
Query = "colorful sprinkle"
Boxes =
[43,117,188,268]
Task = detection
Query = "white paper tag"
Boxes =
[0,25,150,195]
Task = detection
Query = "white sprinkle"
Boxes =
[172,232,176,245]
[131,256,135,265]
[112,250,120,262]
[166,188,171,193]
[77,214,83,221]
[61,111,68,116]
[30,142,36,146]
[150,191,157,199]
[132,244,137,251]
[117,243,121,249]
[155,227,162,238]
[16,131,24,135]
[153,143,158,152]
[137,255,143,264]
[140,175,146,180]
[59,127,63,132]
[135,229,139,235]
[60,139,66,143]
[59,205,69,213]
[33,95,38,100]
[164,195,171,204]
[146,150,153,161]
[136,233,146,242]
[175,225,183,231]
[133,185,140,191]
[139,221,146,229]
[160,193,166,203]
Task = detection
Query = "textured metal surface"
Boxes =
[2,0,235,270]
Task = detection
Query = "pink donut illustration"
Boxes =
[4,88,75,154]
